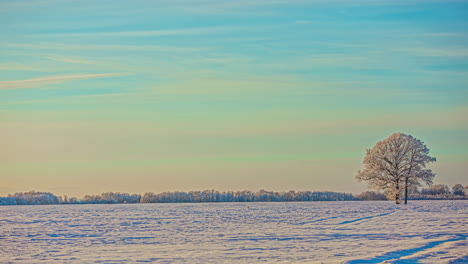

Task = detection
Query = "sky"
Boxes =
[0,0,467,197]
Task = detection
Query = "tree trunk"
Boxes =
[404,177,408,204]
[395,183,400,204]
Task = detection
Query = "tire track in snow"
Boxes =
[345,234,468,264]
[293,216,339,225]
[338,211,396,225]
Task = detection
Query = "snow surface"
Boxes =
[0,200,466,263]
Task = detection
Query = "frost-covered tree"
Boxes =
[421,184,450,196]
[452,184,465,196]
[7,191,59,205]
[355,191,388,201]
[81,192,141,204]
[0,197,17,205]
[356,133,436,204]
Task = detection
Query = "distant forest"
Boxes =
[0,184,466,206]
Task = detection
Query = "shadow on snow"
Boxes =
[346,234,467,264]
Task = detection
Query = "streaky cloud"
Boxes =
[396,47,468,57]
[37,26,246,38]
[0,73,126,89]
[4,43,206,53]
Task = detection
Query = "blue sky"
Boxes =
[0,0,467,196]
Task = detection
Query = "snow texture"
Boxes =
[0,200,466,263]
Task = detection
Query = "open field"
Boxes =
[0,200,467,263]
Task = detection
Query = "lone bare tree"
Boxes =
[356,133,436,204]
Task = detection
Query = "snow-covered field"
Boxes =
[0,201,466,263]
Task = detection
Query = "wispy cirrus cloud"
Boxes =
[0,73,125,89]
[396,47,468,57]
[44,55,97,65]
[37,26,246,38]
[0,63,43,72]
[3,43,206,53]
[132,0,468,15]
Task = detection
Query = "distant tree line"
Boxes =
[80,192,142,204]
[0,191,141,206]
[0,190,355,205]
[0,186,466,206]
[140,190,355,203]
[0,191,59,206]
[409,184,467,200]
[354,191,388,201]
